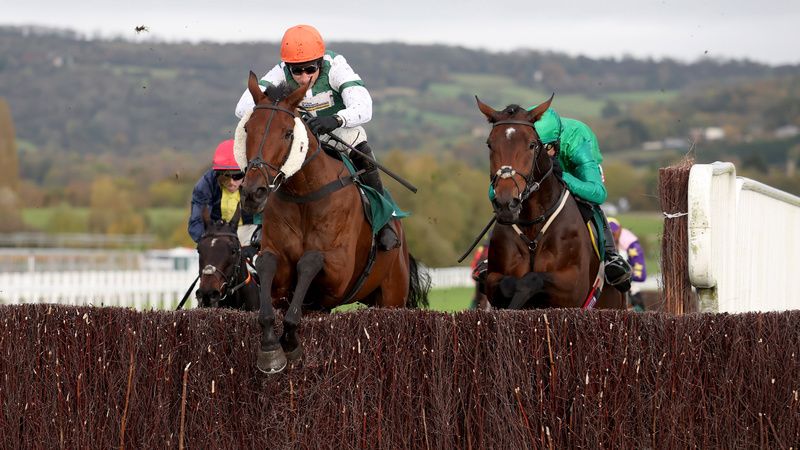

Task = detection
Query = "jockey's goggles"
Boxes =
[219,171,245,181]
[289,63,319,75]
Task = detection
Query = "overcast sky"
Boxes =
[3,0,799,65]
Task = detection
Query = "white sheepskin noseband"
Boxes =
[233,109,309,179]
[233,109,252,171]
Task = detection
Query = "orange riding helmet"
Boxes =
[280,24,325,63]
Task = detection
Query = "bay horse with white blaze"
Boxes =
[239,72,429,374]
[476,96,624,310]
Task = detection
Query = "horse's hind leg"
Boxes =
[255,252,287,374]
[375,252,410,308]
[282,251,325,361]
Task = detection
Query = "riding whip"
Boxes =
[321,132,418,194]
[457,215,496,263]
[175,274,200,311]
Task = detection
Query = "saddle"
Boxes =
[320,143,409,234]
[574,198,606,261]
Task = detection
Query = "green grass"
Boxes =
[22,207,189,230]
[616,212,663,274]
[606,89,679,103]
[333,287,476,313]
[23,207,89,231]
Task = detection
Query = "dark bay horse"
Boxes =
[195,205,259,311]
[239,72,429,374]
[475,96,624,310]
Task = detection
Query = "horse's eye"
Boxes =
[285,130,294,140]
[529,141,538,150]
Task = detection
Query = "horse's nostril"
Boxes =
[509,198,521,209]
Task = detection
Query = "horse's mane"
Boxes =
[501,104,525,117]
[265,83,294,103]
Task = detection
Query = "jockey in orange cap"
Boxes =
[234,25,398,251]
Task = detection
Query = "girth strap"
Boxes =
[274,170,365,204]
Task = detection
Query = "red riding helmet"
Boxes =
[212,139,239,171]
[280,24,325,63]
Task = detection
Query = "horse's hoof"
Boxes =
[284,344,304,362]
[257,348,287,374]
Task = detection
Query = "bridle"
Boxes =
[244,102,321,194]
[489,119,556,225]
[197,230,249,303]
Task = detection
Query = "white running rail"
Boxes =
[688,162,800,312]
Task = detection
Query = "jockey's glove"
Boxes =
[307,115,341,135]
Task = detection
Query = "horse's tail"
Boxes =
[406,254,431,308]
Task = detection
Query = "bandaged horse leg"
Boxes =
[281,250,325,361]
[351,142,399,251]
[255,252,286,374]
[599,208,632,292]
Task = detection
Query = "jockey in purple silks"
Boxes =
[609,217,648,310]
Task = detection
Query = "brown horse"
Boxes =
[476,96,624,310]
[239,72,429,374]
[195,205,259,311]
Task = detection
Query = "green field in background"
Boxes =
[22,207,663,275]
[615,211,662,274]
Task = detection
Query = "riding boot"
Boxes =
[600,209,632,292]
[351,142,399,251]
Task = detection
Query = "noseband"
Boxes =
[197,230,248,302]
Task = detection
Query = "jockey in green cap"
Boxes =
[531,107,632,292]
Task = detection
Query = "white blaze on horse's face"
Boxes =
[210,237,218,247]
[505,128,516,140]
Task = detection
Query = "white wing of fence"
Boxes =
[0,268,479,310]
[0,271,195,310]
[688,162,800,312]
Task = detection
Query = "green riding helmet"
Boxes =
[531,108,562,144]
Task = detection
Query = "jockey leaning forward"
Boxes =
[529,107,633,292]
[234,24,398,251]
[188,139,261,259]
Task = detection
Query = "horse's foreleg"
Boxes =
[282,250,324,361]
[484,272,511,309]
[255,252,286,374]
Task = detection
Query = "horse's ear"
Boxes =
[248,71,266,104]
[286,81,308,109]
[476,96,499,123]
[527,93,555,122]
[230,203,241,230]
[202,205,212,228]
